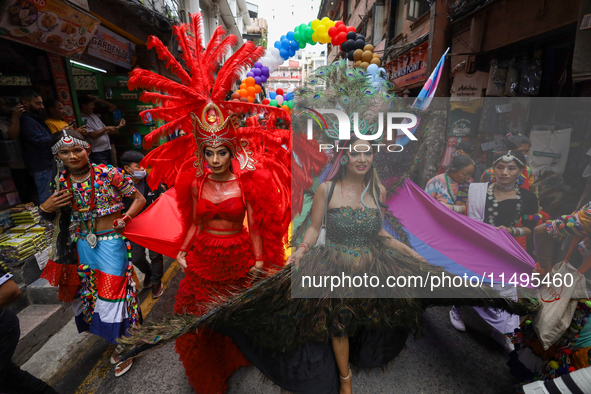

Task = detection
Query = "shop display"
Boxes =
[485,59,508,97]
[0,0,100,58]
[0,204,51,265]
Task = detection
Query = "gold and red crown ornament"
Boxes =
[128,13,289,178]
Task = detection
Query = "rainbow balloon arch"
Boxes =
[230,17,386,113]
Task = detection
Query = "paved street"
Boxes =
[54,261,522,394]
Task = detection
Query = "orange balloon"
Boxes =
[245,77,256,87]
[231,92,240,99]
[370,58,381,66]
[353,49,363,61]
[247,86,256,95]
[373,53,381,58]
[254,84,262,94]
[240,83,247,90]
[281,105,290,113]
[247,95,255,103]
[239,89,248,97]
[361,51,373,63]
[354,60,362,67]
[363,44,374,52]
[360,62,369,69]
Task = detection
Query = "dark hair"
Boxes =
[493,150,526,169]
[78,96,94,108]
[19,89,41,101]
[503,134,531,150]
[44,98,60,110]
[456,141,473,154]
[120,150,145,169]
[446,155,474,174]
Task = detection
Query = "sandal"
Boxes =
[115,358,133,377]
[110,344,124,365]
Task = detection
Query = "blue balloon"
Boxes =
[281,38,290,49]
[280,35,286,41]
[279,48,289,59]
[286,92,294,100]
[290,40,299,50]
[274,41,282,49]
[286,31,295,40]
[253,68,261,76]
[289,48,296,57]
[269,92,277,99]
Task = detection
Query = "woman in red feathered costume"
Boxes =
[123,13,291,393]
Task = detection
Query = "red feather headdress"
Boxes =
[129,13,289,177]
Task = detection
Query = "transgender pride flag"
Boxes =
[396,47,449,146]
[412,47,450,111]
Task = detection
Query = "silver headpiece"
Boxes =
[492,150,525,167]
[51,130,90,155]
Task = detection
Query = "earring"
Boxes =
[340,155,349,166]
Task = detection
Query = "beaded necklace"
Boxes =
[444,174,456,204]
[486,182,521,226]
[66,165,98,248]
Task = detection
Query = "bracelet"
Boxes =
[39,204,51,213]
[121,214,132,224]
[298,242,310,253]
[517,228,525,237]
[509,227,516,236]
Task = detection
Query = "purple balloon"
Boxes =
[254,76,262,85]
[260,75,267,83]
[253,68,262,76]
[247,72,254,78]
[261,66,269,77]
[254,62,263,69]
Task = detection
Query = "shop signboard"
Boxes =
[0,0,100,59]
[88,26,135,69]
[385,43,428,88]
[66,0,89,11]
[47,52,75,122]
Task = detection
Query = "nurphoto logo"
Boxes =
[305,109,418,152]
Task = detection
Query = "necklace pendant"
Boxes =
[87,233,97,249]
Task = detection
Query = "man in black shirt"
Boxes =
[0,262,59,393]
[121,151,165,298]
[18,90,53,204]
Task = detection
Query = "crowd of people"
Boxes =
[1,14,590,394]
[0,91,125,206]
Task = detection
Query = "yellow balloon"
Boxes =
[316,25,327,35]
[311,32,319,42]
[323,34,331,43]
[353,49,363,61]
[311,19,321,30]
[361,50,373,62]
[370,57,381,66]
[321,17,330,23]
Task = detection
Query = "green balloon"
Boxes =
[305,27,313,37]
[287,100,294,108]
[299,40,306,49]
[294,25,300,33]
[270,99,277,107]
[294,32,301,42]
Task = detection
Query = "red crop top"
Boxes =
[180,177,263,260]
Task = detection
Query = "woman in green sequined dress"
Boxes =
[121,137,536,394]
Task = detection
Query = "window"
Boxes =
[372,3,385,45]
[387,0,404,40]
[407,0,430,21]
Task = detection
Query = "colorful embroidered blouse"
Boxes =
[545,202,591,256]
[424,173,470,206]
[58,163,136,221]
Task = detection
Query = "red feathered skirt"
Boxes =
[174,228,254,394]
